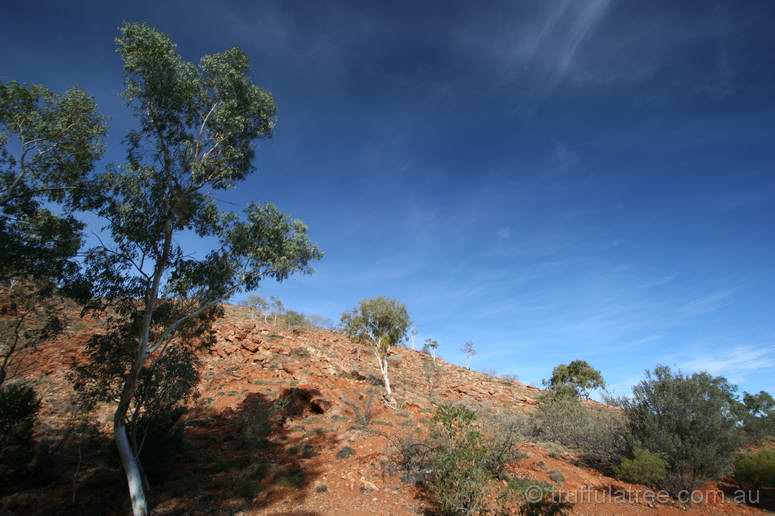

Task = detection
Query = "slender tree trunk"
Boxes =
[373,347,392,400]
[113,221,172,516]
[381,357,392,398]
[115,420,147,516]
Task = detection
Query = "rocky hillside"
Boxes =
[1,306,767,515]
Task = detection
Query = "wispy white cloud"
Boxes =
[513,0,613,110]
[677,344,775,384]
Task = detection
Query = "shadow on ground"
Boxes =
[0,388,335,515]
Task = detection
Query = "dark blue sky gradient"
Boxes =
[3,0,774,394]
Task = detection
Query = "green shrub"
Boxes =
[426,405,491,514]
[734,449,775,488]
[282,310,308,333]
[614,448,668,486]
[618,366,741,494]
[739,391,775,442]
[505,477,572,516]
[394,404,532,515]
[480,412,528,480]
[533,389,628,469]
[0,382,40,480]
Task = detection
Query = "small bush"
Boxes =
[393,404,533,515]
[533,390,627,469]
[734,449,775,489]
[0,383,40,480]
[282,310,308,333]
[480,412,528,480]
[343,390,378,429]
[614,448,668,486]
[427,405,491,514]
[506,477,572,516]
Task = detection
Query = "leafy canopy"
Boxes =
[80,22,321,316]
[422,338,440,355]
[0,81,105,281]
[546,359,604,399]
[739,390,775,441]
[340,296,411,355]
[618,366,741,493]
[74,21,322,486]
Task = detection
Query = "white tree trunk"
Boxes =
[380,357,392,398]
[115,420,148,516]
[113,220,172,516]
[372,345,393,400]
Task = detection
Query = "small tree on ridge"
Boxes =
[422,338,439,364]
[545,359,604,399]
[341,296,410,403]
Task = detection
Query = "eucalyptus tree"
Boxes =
[545,359,605,399]
[422,338,439,364]
[75,23,321,516]
[244,293,270,322]
[0,81,105,386]
[341,297,411,403]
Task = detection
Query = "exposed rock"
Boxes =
[241,339,261,353]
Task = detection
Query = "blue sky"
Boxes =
[3,1,774,395]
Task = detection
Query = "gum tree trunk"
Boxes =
[113,221,172,516]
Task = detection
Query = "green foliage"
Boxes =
[0,80,105,281]
[341,297,411,355]
[67,23,321,510]
[533,389,628,469]
[422,338,439,358]
[734,449,775,489]
[73,335,201,480]
[0,80,104,390]
[479,413,528,480]
[341,297,410,399]
[0,382,40,479]
[72,325,203,410]
[739,391,775,442]
[614,448,668,486]
[516,485,573,516]
[545,360,604,399]
[395,404,526,515]
[243,294,270,320]
[618,366,741,494]
[282,310,308,333]
[427,405,492,514]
